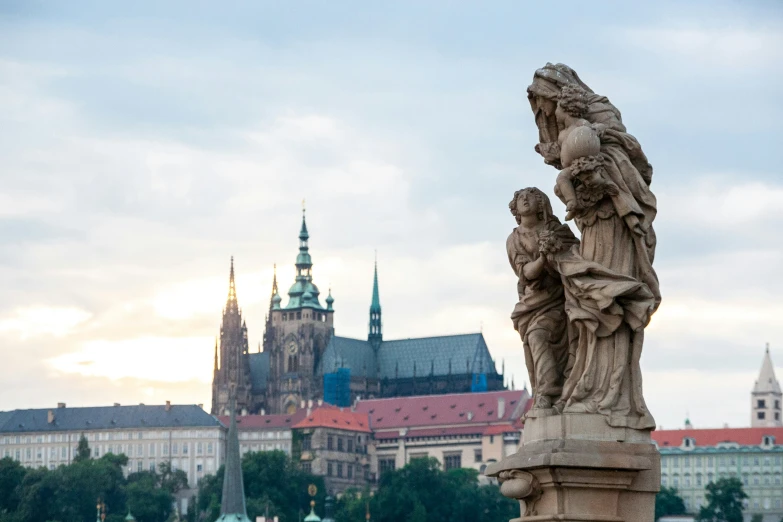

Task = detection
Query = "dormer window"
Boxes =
[762,435,775,447]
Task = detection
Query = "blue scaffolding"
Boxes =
[323,368,351,407]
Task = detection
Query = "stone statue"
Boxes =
[511,63,661,431]
[489,63,662,522]
[507,187,577,412]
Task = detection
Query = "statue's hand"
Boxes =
[535,142,562,168]
[591,122,608,138]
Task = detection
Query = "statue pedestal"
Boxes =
[485,414,660,522]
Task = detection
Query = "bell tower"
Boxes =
[752,343,783,427]
[264,206,334,413]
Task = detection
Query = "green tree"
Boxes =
[157,461,189,494]
[697,477,748,522]
[0,449,178,522]
[656,486,686,520]
[74,434,91,463]
[750,514,763,522]
[192,450,325,522]
[362,457,517,522]
[126,471,174,522]
[0,457,26,514]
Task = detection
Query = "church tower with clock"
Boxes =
[264,209,335,414]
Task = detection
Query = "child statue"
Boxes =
[554,85,618,220]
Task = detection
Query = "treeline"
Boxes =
[191,454,517,522]
[0,445,187,522]
[2,439,517,522]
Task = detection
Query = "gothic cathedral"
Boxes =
[211,210,505,416]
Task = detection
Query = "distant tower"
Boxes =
[211,257,252,416]
[265,207,334,414]
[368,258,382,349]
[215,393,250,522]
[752,343,782,427]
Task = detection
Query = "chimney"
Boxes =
[498,397,506,419]
[165,400,172,412]
[261,408,265,415]
[317,399,323,406]
[300,400,306,408]
[308,399,313,409]
[198,403,204,410]
[47,410,55,424]
[113,403,120,407]
[57,402,66,409]
[241,408,248,416]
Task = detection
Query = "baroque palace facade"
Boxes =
[211,211,505,416]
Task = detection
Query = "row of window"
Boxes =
[238,431,290,440]
[281,312,327,322]
[240,444,288,454]
[663,454,783,468]
[326,460,356,479]
[314,434,366,454]
[4,446,73,461]
[756,399,781,410]
[2,441,215,461]
[663,473,783,488]
[1,430,217,445]
[757,411,781,421]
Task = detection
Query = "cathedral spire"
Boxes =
[368,257,382,346]
[269,264,281,312]
[226,256,239,314]
[295,206,313,281]
[216,393,250,522]
[213,339,218,372]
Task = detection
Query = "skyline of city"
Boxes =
[1,0,783,431]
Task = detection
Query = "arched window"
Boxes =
[287,354,298,373]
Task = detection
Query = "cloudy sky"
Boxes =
[1,0,782,430]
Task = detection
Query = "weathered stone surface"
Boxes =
[486,415,660,522]
[492,63,662,522]
[508,62,660,430]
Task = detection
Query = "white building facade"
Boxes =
[0,402,225,490]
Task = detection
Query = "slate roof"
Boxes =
[376,333,497,379]
[318,336,377,378]
[0,411,13,429]
[353,389,529,434]
[0,404,222,433]
[653,427,783,448]
[317,333,499,381]
[248,352,270,392]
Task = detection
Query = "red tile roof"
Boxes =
[218,410,309,430]
[293,406,371,433]
[482,423,519,436]
[354,390,530,432]
[652,427,783,447]
[374,425,483,440]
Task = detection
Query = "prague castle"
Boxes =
[211,211,505,415]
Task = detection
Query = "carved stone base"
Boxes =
[485,414,660,522]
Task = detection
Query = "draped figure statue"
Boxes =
[510,63,661,430]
